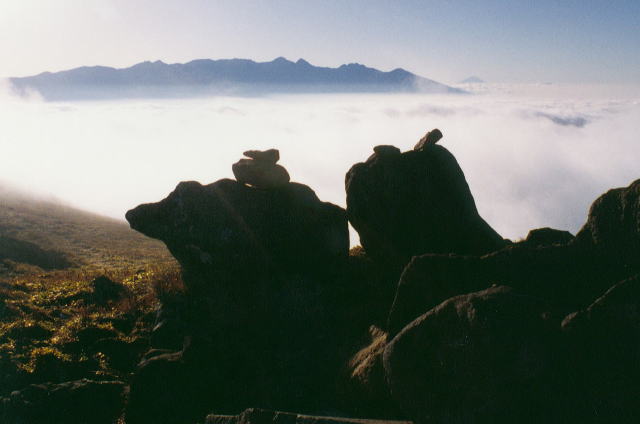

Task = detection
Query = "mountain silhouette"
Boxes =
[460,76,485,83]
[10,57,464,100]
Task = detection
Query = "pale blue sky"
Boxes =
[1,0,638,83]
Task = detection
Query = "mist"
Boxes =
[1,81,639,243]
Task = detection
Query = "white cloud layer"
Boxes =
[1,82,639,244]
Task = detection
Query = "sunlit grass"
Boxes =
[0,263,184,395]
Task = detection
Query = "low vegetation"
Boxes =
[0,263,184,397]
[0,186,174,280]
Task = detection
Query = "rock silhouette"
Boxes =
[573,178,640,270]
[413,128,443,150]
[0,379,126,424]
[345,130,505,272]
[384,286,560,424]
[387,254,486,337]
[386,178,640,336]
[524,227,574,246]
[204,408,411,424]
[125,178,348,287]
[232,148,290,188]
[5,130,640,424]
[117,139,640,424]
[561,274,640,422]
[125,169,358,422]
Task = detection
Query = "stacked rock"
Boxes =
[232,148,290,188]
[413,128,443,150]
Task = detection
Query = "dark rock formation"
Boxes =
[573,178,640,271]
[121,143,640,424]
[126,348,213,424]
[340,326,402,419]
[243,148,280,164]
[561,274,640,422]
[76,326,119,347]
[0,379,125,424]
[89,275,126,305]
[149,295,188,350]
[380,179,640,423]
[524,227,574,246]
[204,408,412,424]
[370,145,401,159]
[386,178,640,335]
[232,159,290,188]
[125,172,359,420]
[232,149,291,188]
[387,254,487,337]
[413,128,443,150]
[126,179,347,288]
[386,243,613,335]
[384,286,560,424]
[345,130,505,271]
[90,337,148,372]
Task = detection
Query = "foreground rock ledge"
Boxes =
[205,408,412,424]
[121,143,640,424]
[384,286,560,424]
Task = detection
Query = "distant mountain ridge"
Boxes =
[460,76,485,83]
[10,57,464,100]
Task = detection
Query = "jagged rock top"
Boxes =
[414,128,443,151]
[243,148,280,164]
[346,130,505,268]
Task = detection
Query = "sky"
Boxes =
[1,0,638,84]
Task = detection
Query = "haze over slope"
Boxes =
[1,82,639,245]
[9,57,462,100]
[0,185,174,279]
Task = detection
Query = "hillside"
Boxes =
[0,185,174,280]
[9,57,464,100]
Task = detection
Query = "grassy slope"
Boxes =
[0,186,184,411]
[0,186,175,279]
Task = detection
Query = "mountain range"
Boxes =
[9,57,464,100]
[460,76,484,83]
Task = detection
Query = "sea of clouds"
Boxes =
[1,81,639,244]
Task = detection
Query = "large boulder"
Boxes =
[561,274,640,422]
[125,348,214,424]
[126,178,348,289]
[387,254,488,337]
[1,379,125,424]
[383,286,560,424]
[523,227,574,247]
[383,180,640,421]
[386,242,614,338]
[345,131,505,271]
[573,178,640,271]
[385,179,640,336]
[125,169,359,418]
